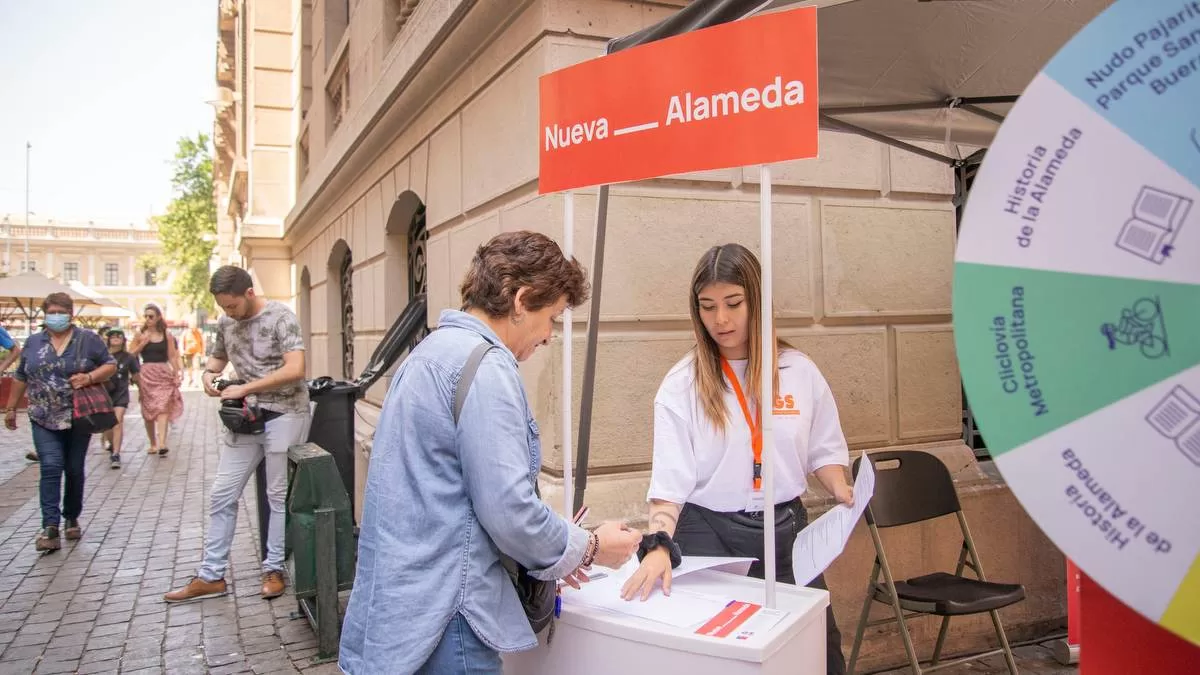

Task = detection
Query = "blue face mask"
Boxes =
[44,313,70,332]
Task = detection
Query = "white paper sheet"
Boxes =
[561,555,760,627]
[671,556,757,580]
[791,457,876,586]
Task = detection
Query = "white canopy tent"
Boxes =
[561,0,1117,605]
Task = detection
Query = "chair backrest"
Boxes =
[854,450,961,528]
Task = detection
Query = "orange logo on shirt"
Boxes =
[773,394,799,415]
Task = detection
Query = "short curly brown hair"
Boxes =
[459,231,589,318]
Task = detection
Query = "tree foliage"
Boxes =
[145,133,217,313]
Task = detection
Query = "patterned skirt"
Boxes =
[138,362,184,422]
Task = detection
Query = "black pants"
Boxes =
[676,500,846,675]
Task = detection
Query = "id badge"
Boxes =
[745,490,766,514]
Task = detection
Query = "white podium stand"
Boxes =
[503,568,828,675]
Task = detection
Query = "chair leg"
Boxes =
[930,615,951,665]
[989,609,1019,674]
[868,524,922,675]
[847,562,881,675]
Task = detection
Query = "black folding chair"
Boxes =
[847,451,1025,674]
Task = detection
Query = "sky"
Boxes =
[0,0,215,224]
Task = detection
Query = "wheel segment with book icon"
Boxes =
[952,0,1200,647]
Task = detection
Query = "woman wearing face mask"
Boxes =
[128,303,183,456]
[99,329,140,470]
[339,231,643,675]
[620,244,853,675]
[2,293,116,552]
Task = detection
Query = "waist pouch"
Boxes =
[218,403,283,435]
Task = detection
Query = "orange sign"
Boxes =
[538,7,819,194]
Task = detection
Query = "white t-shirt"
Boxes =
[647,349,850,513]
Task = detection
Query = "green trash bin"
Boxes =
[286,442,356,662]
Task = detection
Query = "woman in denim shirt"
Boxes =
[3,292,115,551]
[340,231,642,675]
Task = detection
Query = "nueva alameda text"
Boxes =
[543,76,806,152]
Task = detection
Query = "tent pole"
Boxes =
[957,95,1019,105]
[820,114,960,166]
[562,191,575,517]
[820,100,953,116]
[574,185,609,515]
[959,103,1006,125]
[760,164,777,609]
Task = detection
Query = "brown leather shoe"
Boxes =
[164,577,228,603]
[64,519,82,540]
[35,526,60,552]
[261,570,285,599]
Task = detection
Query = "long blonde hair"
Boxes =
[689,244,786,432]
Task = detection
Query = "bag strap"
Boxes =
[452,340,540,499]
[453,341,496,425]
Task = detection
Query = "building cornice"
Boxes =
[284,0,493,242]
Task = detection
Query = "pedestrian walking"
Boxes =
[181,322,205,388]
[129,303,183,456]
[164,266,310,604]
[2,292,115,552]
[100,329,139,469]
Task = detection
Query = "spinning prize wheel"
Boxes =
[954,0,1200,647]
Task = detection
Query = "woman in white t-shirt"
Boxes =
[621,243,853,675]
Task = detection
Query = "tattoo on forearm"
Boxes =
[649,511,678,534]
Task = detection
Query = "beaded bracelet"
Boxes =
[580,532,599,568]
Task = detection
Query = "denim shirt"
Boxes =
[339,311,589,674]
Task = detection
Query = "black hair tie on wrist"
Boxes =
[637,531,682,569]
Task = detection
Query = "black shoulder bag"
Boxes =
[455,342,557,636]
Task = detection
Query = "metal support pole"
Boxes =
[820,114,961,167]
[759,165,776,609]
[562,192,574,516]
[573,185,609,515]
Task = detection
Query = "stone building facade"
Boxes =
[212,1,1065,668]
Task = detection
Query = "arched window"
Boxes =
[384,190,428,349]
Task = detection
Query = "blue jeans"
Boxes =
[31,422,90,528]
[416,614,501,675]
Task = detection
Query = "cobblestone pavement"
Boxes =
[0,392,340,675]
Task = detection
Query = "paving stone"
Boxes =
[0,660,40,675]
[32,657,80,674]
[79,645,124,663]
[75,660,121,675]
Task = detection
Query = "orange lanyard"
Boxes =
[721,357,762,490]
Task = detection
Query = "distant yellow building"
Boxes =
[0,214,181,335]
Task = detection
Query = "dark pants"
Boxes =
[31,423,90,528]
[677,500,846,675]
